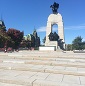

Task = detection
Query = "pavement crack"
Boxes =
[61,74,64,82]
[45,73,51,80]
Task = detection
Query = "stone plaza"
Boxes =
[0,51,85,86]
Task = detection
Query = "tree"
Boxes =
[0,20,7,48]
[66,44,72,51]
[31,34,35,47]
[35,37,40,47]
[20,40,31,48]
[0,30,6,48]
[7,28,23,49]
[0,29,15,52]
[82,41,85,50]
[72,36,83,50]
[42,36,46,43]
[33,29,37,39]
[32,29,40,47]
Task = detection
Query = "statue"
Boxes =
[49,32,54,41]
[48,32,59,41]
[50,2,59,14]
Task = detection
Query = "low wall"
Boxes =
[39,46,56,51]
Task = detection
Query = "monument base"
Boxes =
[39,46,56,51]
[45,41,58,49]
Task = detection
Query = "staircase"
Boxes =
[0,51,85,86]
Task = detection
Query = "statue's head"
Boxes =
[53,2,59,9]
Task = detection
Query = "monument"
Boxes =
[45,2,65,50]
[39,2,65,51]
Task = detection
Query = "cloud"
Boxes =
[82,38,85,42]
[65,24,85,30]
[37,24,85,32]
[37,26,46,32]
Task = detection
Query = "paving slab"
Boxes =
[80,76,85,85]
[42,65,54,69]
[29,72,50,80]
[65,67,78,72]
[46,73,63,83]
[16,71,37,79]
[53,66,66,70]
[62,75,80,85]
[78,68,85,73]
[0,73,35,86]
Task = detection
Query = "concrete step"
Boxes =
[0,51,85,86]
[1,54,85,63]
[0,69,85,86]
[7,54,85,59]
[1,53,85,60]
[0,80,84,86]
[1,59,85,68]
[0,82,24,86]
[0,62,85,76]
[1,57,85,64]
[0,51,85,56]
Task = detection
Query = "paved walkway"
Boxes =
[0,51,85,86]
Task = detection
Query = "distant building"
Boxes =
[0,20,6,31]
[23,30,40,48]
[23,34,32,41]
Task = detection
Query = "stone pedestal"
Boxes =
[45,41,58,49]
[39,46,56,51]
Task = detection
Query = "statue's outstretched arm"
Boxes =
[50,5,53,8]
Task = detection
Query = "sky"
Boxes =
[0,0,85,44]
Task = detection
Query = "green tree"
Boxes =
[82,41,85,49]
[72,36,83,50]
[20,40,31,48]
[0,30,12,48]
[33,29,37,39]
[66,44,72,51]
[42,36,46,43]
[32,29,40,47]
[0,30,6,48]
[0,20,7,48]
[31,34,35,47]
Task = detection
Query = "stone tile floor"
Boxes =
[0,51,85,86]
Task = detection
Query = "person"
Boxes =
[4,46,7,53]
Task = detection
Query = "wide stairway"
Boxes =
[0,51,85,86]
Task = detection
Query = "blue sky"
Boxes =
[0,0,85,44]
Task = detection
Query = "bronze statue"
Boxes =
[50,2,59,14]
[48,32,59,41]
